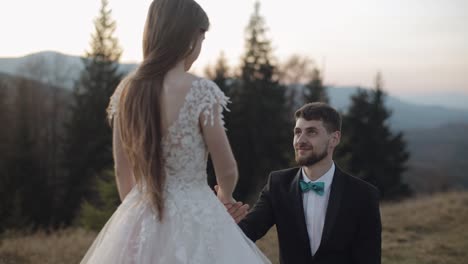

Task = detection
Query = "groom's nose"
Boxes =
[295,132,307,143]
[294,138,307,149]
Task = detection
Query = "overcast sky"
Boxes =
[1,0,467,97]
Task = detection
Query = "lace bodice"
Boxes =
[108,78,229,194]
[82,79,270,264]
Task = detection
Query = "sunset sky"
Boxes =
[1,0,467,100]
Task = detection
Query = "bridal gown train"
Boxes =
[80,78,271,264]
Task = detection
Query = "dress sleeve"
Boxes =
[198,79,230,127]
[197,79,237,197]
[106,74,132,122]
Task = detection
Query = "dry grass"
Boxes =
[380,191,468,264]
[1,191,467,264]
[256,191,468,264]
[0,229,94,264]
[256,226,280,264]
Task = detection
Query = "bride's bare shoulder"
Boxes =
[164,72,203,91]
[184,73,204,85]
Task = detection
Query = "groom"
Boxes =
[231,102,381,264]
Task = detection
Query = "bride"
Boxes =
[80,0,271,263]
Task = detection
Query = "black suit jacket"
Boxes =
[239,165,381,264]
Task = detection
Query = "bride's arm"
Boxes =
[113,117,135,201]
[200,106,238,204]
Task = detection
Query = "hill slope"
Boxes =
[328,86,468,131]
[256,191,468,264]
[0,191,467,264]
[403,123,468,193]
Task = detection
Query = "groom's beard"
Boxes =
[295,142,329,167]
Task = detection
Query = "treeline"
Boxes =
[0,0,410,232]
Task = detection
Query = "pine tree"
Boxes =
[304,68,329,103]
[336,73,411,200]
[228,2,291,201]
[335,88,371,174]
[205,51,230,93]
[77,169,119,230]
[0,80,8,175]
[6,79,50,229]
[0,80,13,231]
[61,0,122,224]
[18,55,73,227]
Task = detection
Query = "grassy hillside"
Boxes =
[1,191,467,264]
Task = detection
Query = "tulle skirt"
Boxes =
[80,185,271,264]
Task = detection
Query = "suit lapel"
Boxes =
[289,168,312,256]
[318,166,345,250]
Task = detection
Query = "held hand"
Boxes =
[214,185,250,223]
[228,202,250,224]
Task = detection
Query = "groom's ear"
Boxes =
[331,131,341,147]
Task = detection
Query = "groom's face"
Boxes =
[293,118,333,166]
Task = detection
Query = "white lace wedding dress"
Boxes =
[80,78,271,264]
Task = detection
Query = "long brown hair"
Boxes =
[115,0,209,220]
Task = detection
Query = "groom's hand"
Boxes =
[227,202,250,224]
[214,185,250,223]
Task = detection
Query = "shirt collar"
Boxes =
[301,162,335,191]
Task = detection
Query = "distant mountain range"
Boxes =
[403,122,468,193]
[0,51,137,90]
[327,86,468,131]
[1,51,468,132]
[1,54,466,194]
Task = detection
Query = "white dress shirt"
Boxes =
[301,163,335,256]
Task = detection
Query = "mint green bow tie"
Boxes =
[299,180,325,196]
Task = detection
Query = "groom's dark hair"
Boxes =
[295,102,342,133]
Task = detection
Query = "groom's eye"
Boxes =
[306,129,318,136]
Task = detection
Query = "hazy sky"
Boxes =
[1,0,467,97]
